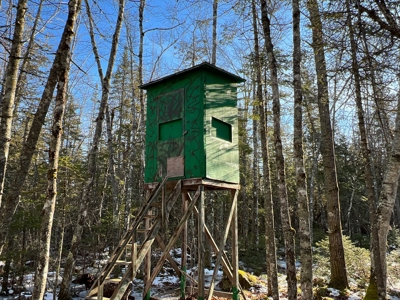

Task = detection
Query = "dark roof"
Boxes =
[140,61,245,89]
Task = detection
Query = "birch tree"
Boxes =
[58,0,125,298]
[0,0,82,256]
[32,10,76,295]
[357,1,400,297]
[0,0,28,207]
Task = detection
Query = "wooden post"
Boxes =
[144,210,152,300]
[132,240,137,279]
[198,185,205,300]
[231,189,239,300]
[206,190,238,300]
[181,192,188,298]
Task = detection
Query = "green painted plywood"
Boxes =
[142,62,243,184]
[144,73,205,182]
[159,119,183,141]
[204,76,239,183]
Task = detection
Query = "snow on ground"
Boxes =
[1,249,400,300]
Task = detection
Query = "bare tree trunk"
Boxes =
[0,0,81,256]
[58,1,124,298]
[292,0,312,297]
[211,0,218,65]
[259,1,297,298]
[306,0,348,289]
[252,94,259,246]
[105,106,120,228]
[345,1,384,297]
[14,0,44,111]
[368,98,400,299]
[251,1,278,298]
[0,0,28,207]
[138,0,146,201]
[53,208,66,300]
[304,90,320,240]
[32,33,72,300]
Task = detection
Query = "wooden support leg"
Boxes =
[231,189,239,300]
[198,185,205,300]
[206,190,238,300]
[181,192,188,299]
[144,213,151,300]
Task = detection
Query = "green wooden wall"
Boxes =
[204,73,239,183]
[142,63,243,184]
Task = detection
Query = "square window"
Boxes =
[211,117,232,142]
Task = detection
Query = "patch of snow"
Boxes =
[348,293,362,300]
[277,260,286,269]
[327,287,340,297]
[43,293,54,300]
[152,275,179,287]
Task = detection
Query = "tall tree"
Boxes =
[32,13,75,296]
[306,0,348,289]
[251,0,279,298]
[345,1,383,298]
[58,0,125,298]
[357,1,400,298]
[259,1,297,298]
[292,0,312,297]
[211,0,218,65]
[0,0,28,207]
[0,0,82,256]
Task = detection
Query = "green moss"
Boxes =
[364,280,379,300]
[218,270,259,291]
[314,286,328,300]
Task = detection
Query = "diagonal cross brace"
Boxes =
[109,180,182,300]
[142,187,201,296]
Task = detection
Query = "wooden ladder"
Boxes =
[85,177,182,300]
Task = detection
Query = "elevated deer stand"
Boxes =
[85,62,244,300]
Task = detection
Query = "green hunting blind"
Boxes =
[141,62,245,184]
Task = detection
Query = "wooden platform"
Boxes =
[144,177,240,191]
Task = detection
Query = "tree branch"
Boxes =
[358,3,400,39]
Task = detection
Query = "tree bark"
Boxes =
[32,35,71,300]
[252,94,259,246]
[251,1,279,298]
[58,1,125,298]
[306,0,348,289]
[138,0,146,201]
[211,0,218,65]
[259,1,297,298]
[0,0,28,207]
[105,106,120,229]
[370,98,400,299]
[345,1,384,298]
[0,0,81,256]
[292,0,313,298]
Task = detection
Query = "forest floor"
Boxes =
[1,247,400,300]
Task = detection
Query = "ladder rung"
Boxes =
[105,278,121,283]
[86,297,110,300]
[150,202,162,207]
[115,260,130,265]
